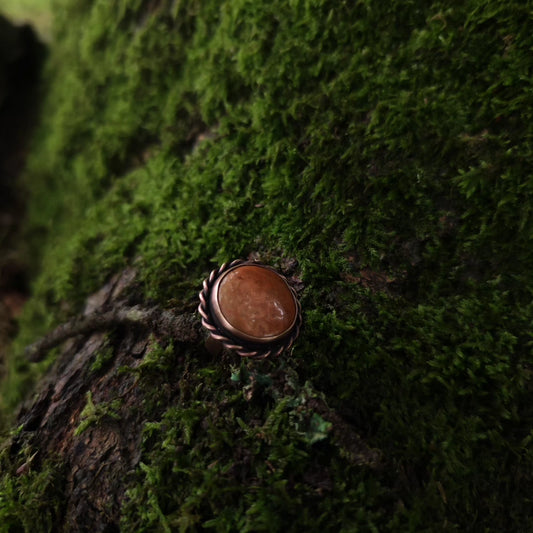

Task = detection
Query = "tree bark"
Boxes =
[12,269,201,531]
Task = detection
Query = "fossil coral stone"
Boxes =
[215,265,297,342]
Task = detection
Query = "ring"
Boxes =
[198,260,302,359]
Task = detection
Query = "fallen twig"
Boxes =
[25,306,200,362]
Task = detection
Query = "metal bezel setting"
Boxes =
[198,260,302,359]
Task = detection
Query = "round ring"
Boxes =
[198,260,302,359]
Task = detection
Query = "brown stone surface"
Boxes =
[217,265,296,340]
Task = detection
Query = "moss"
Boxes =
[120,359,387,532]
[73,390,122,436]
[89,342,114,372]
[0,440,65,532]
[1,0,533,530]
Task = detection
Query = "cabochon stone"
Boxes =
[217,265,296,339]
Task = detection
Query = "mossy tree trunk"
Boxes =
[2,1,533,532]
[13,270,177,532]
[12,267,380,531]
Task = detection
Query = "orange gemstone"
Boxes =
[215,265,297,341]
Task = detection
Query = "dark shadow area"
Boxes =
[0,14,47,357]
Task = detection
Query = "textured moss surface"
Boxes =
[1,0,533,530]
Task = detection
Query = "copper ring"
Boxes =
[198,260,302,359]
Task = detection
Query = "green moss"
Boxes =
[120,359,387,532]
[1,0,533,530]
[0,441,65,532]
[89,342,114,372]
[73,390,122,436]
